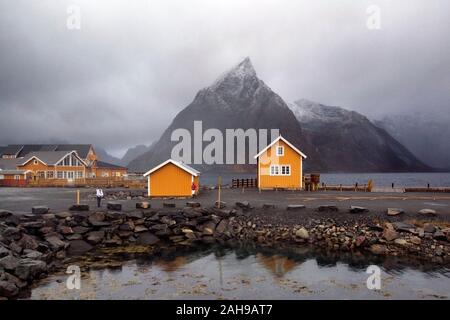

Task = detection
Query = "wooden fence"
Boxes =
[1,178,146,189]
[232,178,258,188]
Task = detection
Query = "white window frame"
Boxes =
[269,165,291,176]
[276,146,284,156]
[14,175,20,180]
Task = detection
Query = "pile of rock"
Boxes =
[0,204,239,299]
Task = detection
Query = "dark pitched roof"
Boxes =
[55,145,92,159]
[0,144,93,159]
[19,151,86,166]
[1,145,23,156]
[96,161,127,169]
[0,158,21,170]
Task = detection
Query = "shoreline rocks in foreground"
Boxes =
[0,201,449,299]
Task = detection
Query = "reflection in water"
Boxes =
[30,244,450,300]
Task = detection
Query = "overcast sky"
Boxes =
[1,0,449,157]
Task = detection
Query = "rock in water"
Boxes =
[31,206,49,214]
[163,202,176,208]
[0,280,19,298]
[387,208,404,216]
[67,240,93,256]
[14,259,47,281]
[0,210,13,218]
[136,232,160,245]
[262,203,276,209]
[186,202,201,208]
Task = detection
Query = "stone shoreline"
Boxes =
[1,201,449,299]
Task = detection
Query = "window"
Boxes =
[270,165,279,176]
[281,165,291,175]
[76,171,83,178]
[276,146,284,156]
[37,171,45,178]
[67,171,74,179]
[102,171,109,178]
[47,171,54,179]
[269,165,291,176]
[57,171,63,179]
[33,159,38,165]
[14,175,20,180]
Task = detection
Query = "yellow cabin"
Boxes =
[143,159,200,198]
[254,135,307,190]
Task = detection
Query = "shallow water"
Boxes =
[30,246,450,300]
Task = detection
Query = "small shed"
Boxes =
[143,159,200,198]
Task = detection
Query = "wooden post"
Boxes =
[217,176,222,208]
[76,189,80,205]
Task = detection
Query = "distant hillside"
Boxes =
[121,144,153,167]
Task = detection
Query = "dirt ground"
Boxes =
[0,187,450,224]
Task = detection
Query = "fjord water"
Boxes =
[201,172,450,187]
[30,246,450,300]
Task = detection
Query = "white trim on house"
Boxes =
[143,159,200,177]
[268,164,291,176]
[147,176,151,197]
[276,146,284,156]
[20,156,48,166]
[254,135,307,159]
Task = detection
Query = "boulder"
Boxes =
[317,205,338,212]
[31,206,49,215]
[86,231,105,244]
[134,226,148,233]
[392,222,415,233]
[2,227,21,241]
[286,205,306,211]
[58,226,74,235]
[65,234,83,241]
[119,221,135,231]
[55,212,72,219]
[126,211,144,219]
[72,226,90,234]
[0,246,10,258]
[67,240,93,256]
[136,232,160,245]
[163,202,176,208]
[369,244,387,255]
[69,204,90,211]
[410,236,422,245]
[382,228,399,241]
[355,236,366,247]
[387,208,404,216]
[88,211,106,223]
[136,202,151,209]
[349,206,369,213]
[107,202,122,211]
[201,221,216,235]
[295,227,309,240]
[21,221,45,229]
[14,259,47,280]
[418,209,437,216]
[215,219,229,234]
[16,234,39,251]
[0,210,13,219]
[45,235,67,251]
[394,238,408,246]
[423,223,436,234]
[235,201,251,210]
[23,249,43,260]
[186,202,201,208]
[0,255,20,271]
[433,231,447,241]
[0,280,19,298]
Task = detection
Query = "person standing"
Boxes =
[191,182,197,197]
[96,188,104,207]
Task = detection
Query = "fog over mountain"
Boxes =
[0,1,449,157]
[128,58,429,173]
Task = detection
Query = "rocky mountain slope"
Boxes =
[128,58,429,173]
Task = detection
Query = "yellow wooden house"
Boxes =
[143,159,200,198]
[254,135,307,190]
